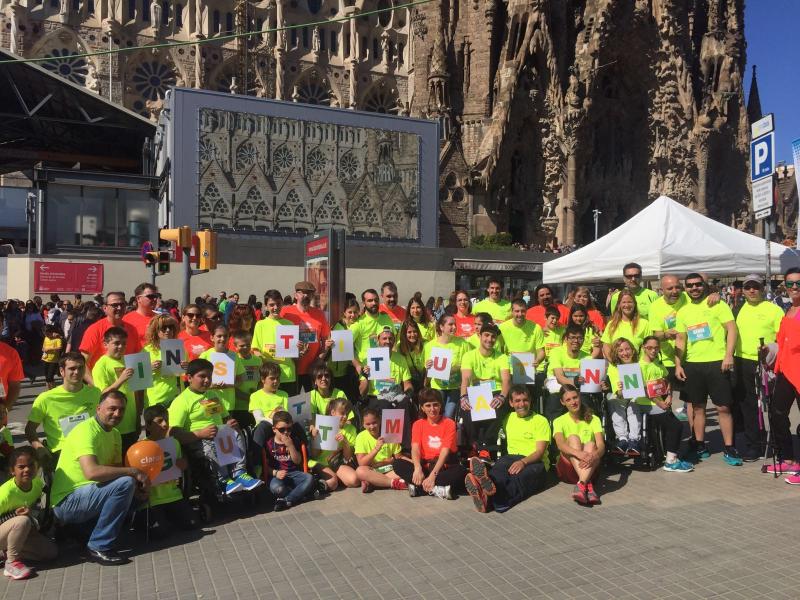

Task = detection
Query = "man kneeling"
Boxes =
[50,390,149,565]
[465,385,549,512]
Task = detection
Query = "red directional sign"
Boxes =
[33,261,104,294]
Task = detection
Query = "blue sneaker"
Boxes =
[662,460,694,473]
[723,448,743,466]
[698,443,711,460]
[235,473,264,492]
[225,479,244,495]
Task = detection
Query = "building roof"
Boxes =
[0,48,155,175]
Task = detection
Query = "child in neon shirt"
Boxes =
[354,408,407,493]
[309,398,358,492]
[232,331,262,428]
[249,362,289,425]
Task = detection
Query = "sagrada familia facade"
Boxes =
[0,0,754,247]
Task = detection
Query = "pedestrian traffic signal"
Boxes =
[197,230,217,270]
[160,226,192,248]
[158,250,171,274]
[143,251,160,267]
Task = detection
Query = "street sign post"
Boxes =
[750,113,776,294]
[750,132,775,184]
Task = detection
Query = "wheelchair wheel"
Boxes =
[198,501,213,524]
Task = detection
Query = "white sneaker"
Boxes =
[431,485,454,500]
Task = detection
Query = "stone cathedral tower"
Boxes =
[1,0,750,247]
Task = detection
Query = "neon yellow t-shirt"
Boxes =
[351,312,395,363]
[546,346,590,379]
[675,298,734,363]
[28,384,101,452]
[92,354,137,435]
[143,344,180,408]
[472,299,512,323]
[251,317,297,384]
[503,412,551,470]
[600,318,652,351]
[466,333,507,354]
[0,476,44,514]
[199,349,246,412]
[310,422,357,468]
[329,322,351,378]
[647,294,688,367]
[368,353,411,395]
[168,387,228,432]
[354,429,401,465]
[735,301,784,361]
[611,287,660,319]
[461,348,509,391]
[499,320,545,354]
[310,388,347,416]
[41,336,63,363]
[606,360,668,407]
[147,437,183,508]
[424,337,467,390]
[552,413,604,446]
[249,389,289,417]
[413,320,436,343]
[539,327,565,373]
[51,417,121,506]
[236,353,264,411]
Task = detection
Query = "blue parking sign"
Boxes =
[750,132,774,182]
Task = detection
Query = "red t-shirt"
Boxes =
[379,304,407,324]
[526,304,570,328]
[587,309,605,333]
[79,319,141,369]
[0,341,24,403]
[178,330,213,361]
[411,417,457,461]
[454,314,476,338]
[122,310,155,345]
[279,305,331,375]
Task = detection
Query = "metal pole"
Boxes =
[151,263,157,288]
[593,209,601,241]
[765,218,772,298]
[35,188,45,255]
[182,246,190,308]
[26,192,34,256]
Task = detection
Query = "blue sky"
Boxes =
[745,1,799,164]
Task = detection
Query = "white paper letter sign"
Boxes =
[330,329,354,362]
[153,438,182,485]
[366,348,391,380]
[468,382,496,422]
[618,363,646,399]
[288,392,312,424]
[381,408,405,444]
[160,339,185,376]
[214,425,243,466]
[510,352,536,384]
[580,359,607,393]
[124,352,153,391]
[274,325,300,358]
[427,347,453,381]
[209,352,235,386]
[312,415,340,451]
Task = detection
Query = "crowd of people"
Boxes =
[0,262,798,578]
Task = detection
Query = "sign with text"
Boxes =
[468,382,496,422]
[510,352,536,384]
[427,347,453,381]
[617,363,646,399]
[288,392,312,424]
[153,438,181,485]
[274,325,300,358]
[214,425,243,466]
[330,329,354,362]
[312,415,340,451]
[124,352,153,391]
[380,409,405,444]
[33,261,103,294]
[751,132,775,182]
[366,348,391,380]
[579,359,607,393]
[209,352,235,386]
[159,339,185,376]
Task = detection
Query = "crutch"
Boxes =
[757,338,779,476]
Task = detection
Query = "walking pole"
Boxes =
[757,338,779,476]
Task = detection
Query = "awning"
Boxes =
[452,259,543,273]
[0,49,155,174]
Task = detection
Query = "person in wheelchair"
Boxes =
[606,338,645,456]
[309,398,359,492]
[168,359,263,497]
[464,385,550,513]
[265,411,315,511]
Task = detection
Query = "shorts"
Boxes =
[555,455,578,484]
[683,361,733,407]
[43,362,59,382]
[665,366,683,392]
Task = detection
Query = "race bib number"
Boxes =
[59,412,89,437]
[664,312,677,329]
[646,378,669,398]
[299,326,317,344]
[375,379,395,392]
[687,323,712,343]
[200,398,223,417]
[245,366,259,381]
[563,369,580,379]
[479,378,498,391]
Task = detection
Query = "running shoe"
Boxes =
[698,443,711,460]
[408,484,419,498]
[390,478,408,491]
[784,474,800,485]
[431,485,454,500]
[3,560,31,580]
[571,482,588,505]
[586,482,601,505]
[361,480,374,494]
[273,498,290,512]
[464,474,489,513]
[764,462,800,475]
[723,448,743,466]
[662,460,694,473]
[224,479,243,495]
[234,473,264,491]
[674,407,688,422]
[468,457,497,496]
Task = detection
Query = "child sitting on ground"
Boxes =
[265,411,314,511]
[354,408,407,493]
[309,398,358,492]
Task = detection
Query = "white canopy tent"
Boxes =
[542,195,800,284]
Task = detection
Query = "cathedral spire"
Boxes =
[747,64,762,124]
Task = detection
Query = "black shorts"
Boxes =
[683,361,733,407]
[43,362,59,382]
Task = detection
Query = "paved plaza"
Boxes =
[1,381,798,600]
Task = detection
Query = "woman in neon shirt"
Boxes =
[568,304,602,358]
[424,314,467,418]
[143,314,183,408]
[601,289,652,361]
[396,320,425,395]
[407,297,435,343]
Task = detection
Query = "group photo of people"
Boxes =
[0,261,798,579]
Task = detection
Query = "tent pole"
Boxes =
[765,218,772,297]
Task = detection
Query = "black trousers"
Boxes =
[733,357,762,451]
[391,458,466,492]
[489,455,547,511]
[770,373,800,462]
[645,410,682,455]
[460,396,509,451]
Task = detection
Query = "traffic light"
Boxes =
[143,251,159,267]
[197,230,217,270]
[160,226,192,248]
[158,250,171,274]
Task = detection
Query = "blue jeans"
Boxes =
[53,476,136,552]
[441,388,460,419]
[269,470,314,504]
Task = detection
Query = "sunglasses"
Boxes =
[185,313,201,319]
[743,284,761,291]
[160,325,176,331]
[623,273,641,279]
[274,426,291,434]
[106,302,126,309]
[142,293,161,300]
[316,374,331,380]
[785,280,800,288]
[685,282,704,288]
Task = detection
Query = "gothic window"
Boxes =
[351,197,377,226]
[330,31,338,54]
[254,202,273,230]
[128,0,135,19]
[286,190,301,204]
[142,0,151,21]
[162,1,170,24]
[132,61,177,101]
[213,10,220,33]
[338,152,360,182]
[212,197,231,219]
[226,12,234,33]
[272,146,294,172]
[362,85,399,114]
[315,193,345,227]
[295,204,309,221]
[236,142,257,170]
[200,184,220,218]
[377,0,391,26]
[295,79,332,106]
[306,148,327,176]
[384,203,404,224]
[235,191,256,227]
[175,3,183,27]
[199,137,216,162]
[307,0,321,14]
[41,49,89,86]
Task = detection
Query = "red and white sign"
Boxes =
[173,235,200,265]
[33,261,104,294]
[305,236,329,259]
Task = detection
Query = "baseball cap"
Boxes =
[295,281,316,292]
[743,274,762,286]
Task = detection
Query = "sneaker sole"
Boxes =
[723,456,743,466]
[464,475,488,512]
[571,490,589,505]
[3,570,30,580]
[784,478,800,485]
[468,458,497,496]
[587,495,601,505]
[662,466,694,473]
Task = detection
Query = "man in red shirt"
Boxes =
[79,291,141,375]
[526,284,570,328]
[0,311,24,408]
[379,281,407,329]
[122,283,159,345]
[280,281,332,392]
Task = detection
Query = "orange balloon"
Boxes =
[125,440,165,482]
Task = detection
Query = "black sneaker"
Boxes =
[274,498,290,512]
[742,449,762,462]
